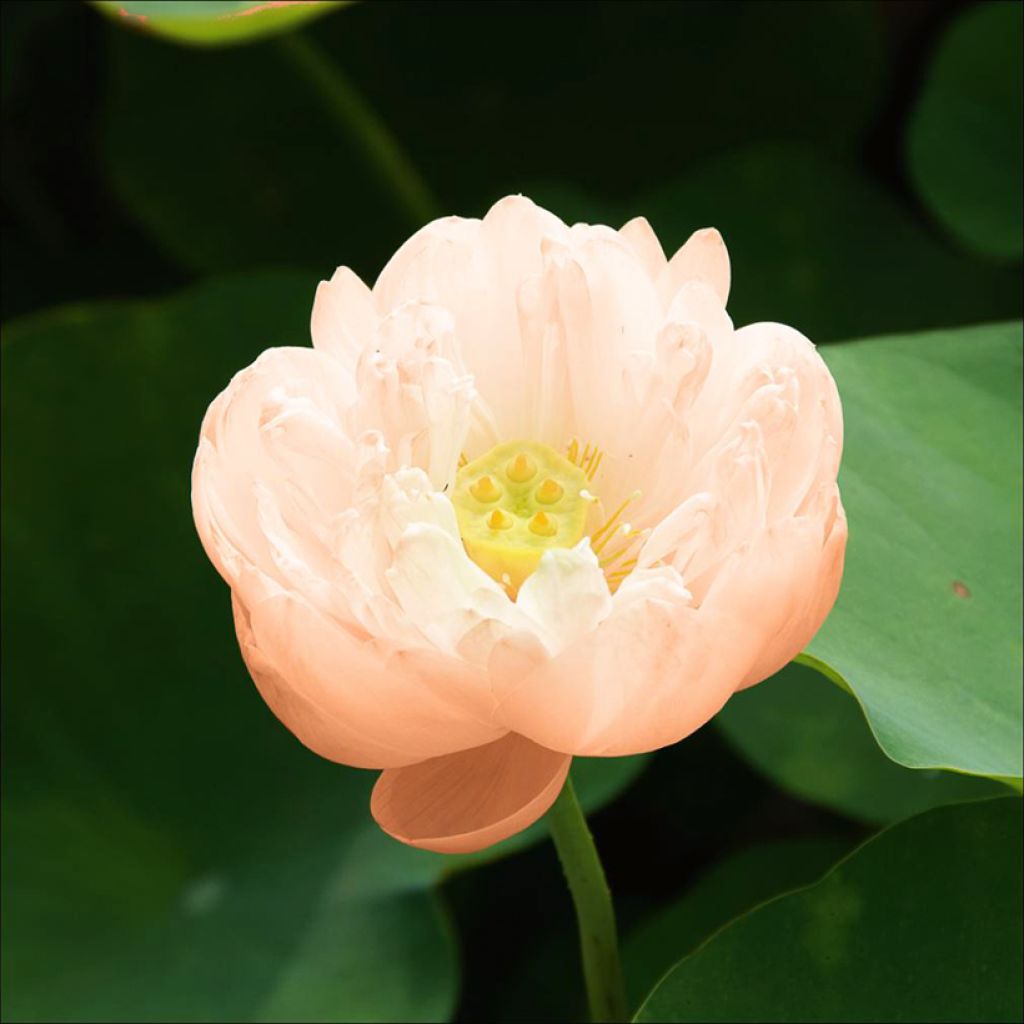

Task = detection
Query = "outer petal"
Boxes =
[687,321,842,516]
[192,346,359,600]
[233,594,422,768]
[238,588,506,768]
[370,733,571,853]
[640,320,844,583]
[494,569,760,756]
[735,497,848,689]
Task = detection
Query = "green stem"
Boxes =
[277,32,441,227]
[548,774,629,1023]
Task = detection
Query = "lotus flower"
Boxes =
[192,196,846,854]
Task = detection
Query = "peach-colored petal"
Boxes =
[658,227,731,307]
[495,569,758,756]
[373,214,483,311]
[374,196,579,443]
[348,302,474,489]
[736,498,848,689]
[531,234,663,447]
[311,266,378,370]
[239,588,505,768]
[618,215,668,279]
[371,732,570,853]
[192,346,358,599]
[688,322,842,498]
[233,594,423,768]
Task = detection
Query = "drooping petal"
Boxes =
[370,732,571,853]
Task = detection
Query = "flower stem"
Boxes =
[548,774,629,1023]
[277,31,441,227]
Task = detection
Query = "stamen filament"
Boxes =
[590,491,641,553]
[599,528,650,568]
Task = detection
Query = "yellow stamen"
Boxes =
[470,475,502,503]
[599,528,650,568]
[536,478,563,504]
[590,490,641,553]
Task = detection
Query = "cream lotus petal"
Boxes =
[515,541,613,654]
[192,193,846,853]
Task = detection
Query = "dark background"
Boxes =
[3,1,1020,330]
[2,3,1020,1021]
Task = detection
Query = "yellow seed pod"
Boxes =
[452,440,591,596]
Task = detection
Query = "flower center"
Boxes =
[452,440,592,595]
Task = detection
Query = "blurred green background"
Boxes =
[2,2,1021,1022]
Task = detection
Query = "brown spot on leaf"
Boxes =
[952,580,971,599]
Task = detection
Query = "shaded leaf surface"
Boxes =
[100,4,885,278]
[716,662,1003,823]
[623,838,853,1012]
[907,2,1023,260]
[636,798,1024,1023]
